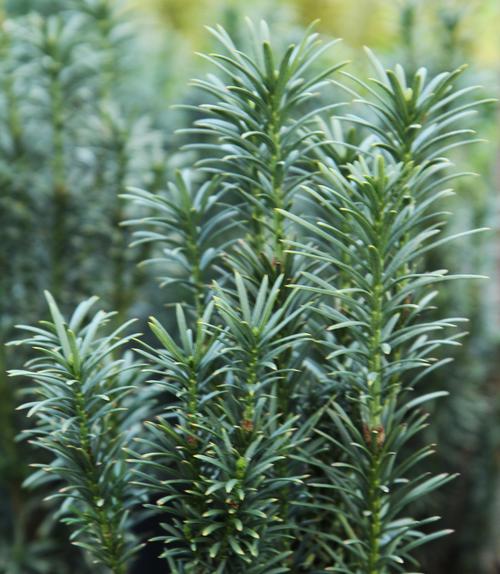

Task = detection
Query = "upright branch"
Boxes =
[178,23,340,419]
[77,0,129,100]
[341,50,491,166]
[131,275,307,572]
[15,14,96,300]
[9,293,145,573]
[79,0,143,320]
[280,59,488,572]
[95,105,134,320]
[129,303,227,571]
[210,273,309,570]
[182,21,346,264]
[124,171,238,322]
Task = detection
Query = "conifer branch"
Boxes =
[9,293,146,572]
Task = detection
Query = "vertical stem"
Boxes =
[111,137,129,320]
[367,448,382,574]
[74,385,128,573]
[249,180,266,255]
[50,70,67,300]
[1,32,27,560]
[243,343,259,416]
[368,280,384,427]
[186,209,205,321]
[364,188,386,574]
[269,104,285,264]
[0,344,23,547]
[94,6,131,322]
[365,283,384,574]
[191,250,204,321]
[4,63,22,157]
[133,161,166,295]
[97,12,114,102]
[246,90,285,259]
[187,365,198,418]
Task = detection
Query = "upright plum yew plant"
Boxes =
[12,20,490,574]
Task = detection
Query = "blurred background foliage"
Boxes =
[0,0,499,573]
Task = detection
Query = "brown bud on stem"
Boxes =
[363,424,385,448]
[242,419,254,432]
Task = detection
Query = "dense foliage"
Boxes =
[1,2,498,574]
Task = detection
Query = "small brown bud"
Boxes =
[186,435,198,447]
[363,424,385,448]
[242,419,254,432]
[374,425,385,447]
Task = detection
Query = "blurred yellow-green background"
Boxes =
[130,0,499,63]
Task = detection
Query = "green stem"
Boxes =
[369,280,384,427]
[0,342,16,476]
[186,209,205,321]
[249,181,266,255]
[74,386,128,573]
[367,449,382,574]
[50,70,67,300]
[269,107,285,263]
[365,201,386,574]
[4,73,22,157]
[400,1,417,73]
[97,13,115,102]
[246,92,286,259]
[187,361,199,418]
[365,287,384,574]
[0,27,22,158]
[244,344,259,416]
[111,139,129,320]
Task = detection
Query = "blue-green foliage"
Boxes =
[2,5,498,574]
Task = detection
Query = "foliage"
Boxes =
[10,293,146,573]
[0,1,169,571]
[1,2,498,574]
